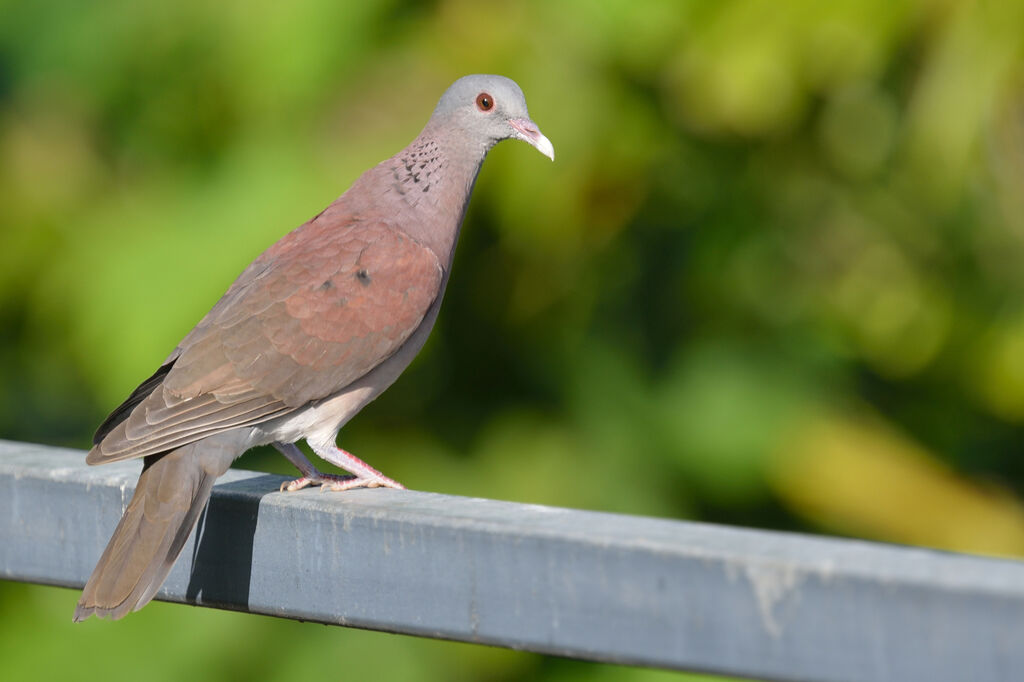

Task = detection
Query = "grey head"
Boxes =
[427,74,554,161]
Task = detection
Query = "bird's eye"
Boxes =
[476,93,494,112]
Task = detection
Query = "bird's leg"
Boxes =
[306,439,406,492]
[273,442,357,492]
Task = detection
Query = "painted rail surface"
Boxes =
[2,439,1023,681]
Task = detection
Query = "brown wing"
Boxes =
[89,218,443,464]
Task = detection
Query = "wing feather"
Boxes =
[89,218,443,464]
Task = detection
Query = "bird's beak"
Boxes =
[508,118,555,161]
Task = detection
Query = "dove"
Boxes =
[73,74,553,621]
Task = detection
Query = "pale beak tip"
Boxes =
[536,134,555,161]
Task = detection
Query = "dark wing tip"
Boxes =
[93,359,178,447]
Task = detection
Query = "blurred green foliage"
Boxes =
[3,0,1024,680]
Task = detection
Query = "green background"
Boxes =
[3,1,1024,680]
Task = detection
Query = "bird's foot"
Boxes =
[279,472,356,492]
[275,441,406,492]
[321,473,406,492]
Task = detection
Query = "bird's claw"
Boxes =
[279,473,357,492]
[280,472,405,493]
[320,476,406,493]
[280,477,310,492]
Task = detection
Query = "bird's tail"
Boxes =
[73,442,231,622]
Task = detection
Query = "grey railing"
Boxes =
[2,439,1023,681]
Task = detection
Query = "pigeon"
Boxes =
[73,74,553,622]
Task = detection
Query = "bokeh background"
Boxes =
[3,1,1024,680]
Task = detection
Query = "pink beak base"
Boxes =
[508,118,555,160]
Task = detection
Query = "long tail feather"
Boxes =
[73,440,235,621]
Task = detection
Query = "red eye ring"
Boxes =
[476,92,494,112]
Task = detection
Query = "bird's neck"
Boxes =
[345,130,488,267]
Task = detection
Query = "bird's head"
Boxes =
[431,74,554,161]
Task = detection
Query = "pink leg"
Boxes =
[272,442,358,492]
[306,440,406,491]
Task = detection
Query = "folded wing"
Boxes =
[89,218,443,464]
